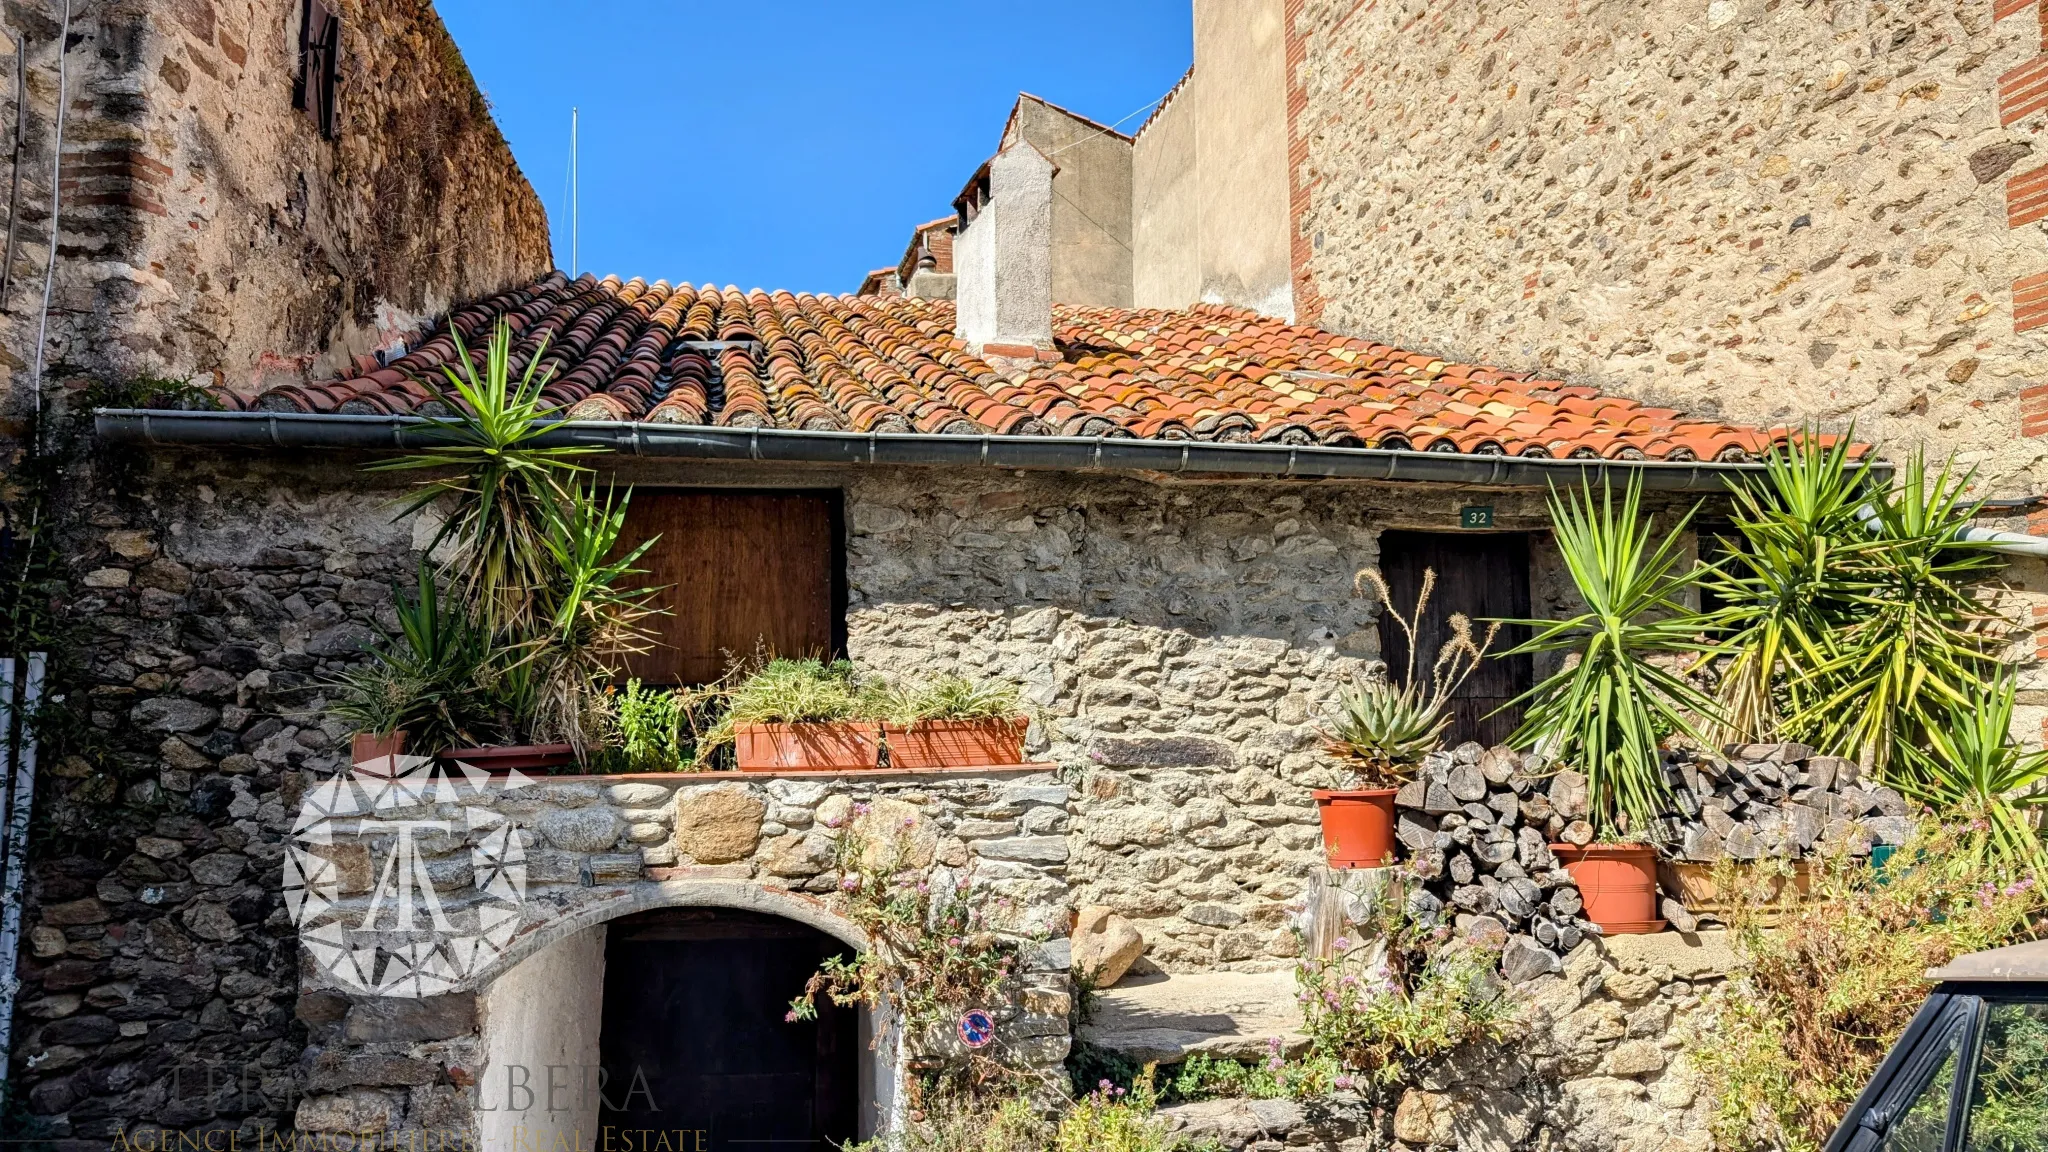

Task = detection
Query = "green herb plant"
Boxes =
[788,810,1025,1104]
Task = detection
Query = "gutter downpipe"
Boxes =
[91,409,1867,492]
[1850,503,2048,560]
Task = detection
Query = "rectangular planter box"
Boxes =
[735,722,881,772]
[440,743,580,773]
[882,718,1028,769]
[1658,859,1813,924]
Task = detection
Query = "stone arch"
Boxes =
[468,878,895,1147]
[460,878,870,993]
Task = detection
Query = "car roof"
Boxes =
[1928,939,2048,983]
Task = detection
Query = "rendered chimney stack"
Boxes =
[952,141,1055,361]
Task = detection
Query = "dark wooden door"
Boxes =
[1375,531,1533,747]
[616,491,841,684]
[599,908,859,1150]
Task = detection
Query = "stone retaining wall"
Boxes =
[285,768,1078,1145]
[1159,932,1736,1152]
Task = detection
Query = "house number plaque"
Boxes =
[1460,506,1495,529]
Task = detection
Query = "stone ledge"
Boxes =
[1597,928,1739,980]
[1079,969,1307,1064]
[528,764,1062,782]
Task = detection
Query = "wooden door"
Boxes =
[616,491,841,685]
[598,908,860,1149]
[1374,531,1533,747]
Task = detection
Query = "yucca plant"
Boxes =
[371,319,601,640]
[1704,430,1885,746]
[1502,477,1723,832]
[519,481,662,753]
[322,563,496,750]
[1895,675,2048,875]
[1328,566,1497,786]
[1792,450,2004,773]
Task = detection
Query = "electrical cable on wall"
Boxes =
[29,0,71,425]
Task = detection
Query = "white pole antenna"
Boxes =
[570,106,579,278]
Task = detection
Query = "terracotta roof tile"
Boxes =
[217,271,1806,463]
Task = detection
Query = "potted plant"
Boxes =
[704,659,881,772]
[876,675,1029,768]
[1316,566,1496,869]
[325,563,494,769]
[1554,833,1665,933]
[356,321,662,774]
[1501,476,1722,933]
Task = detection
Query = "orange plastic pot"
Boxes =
[1553,842,1665,934]
[735,722,881,772]
[349,730,406,772]
[1313,788,1399,869]
[882,718,1028,768]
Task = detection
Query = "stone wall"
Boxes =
[0,0,551,459]
[1288,0,2046,496]
[6,447,1682,1141]
[1157,931,1735,1152]
[286,770,1078,1145]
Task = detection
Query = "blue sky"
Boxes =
[435,1,1193,295]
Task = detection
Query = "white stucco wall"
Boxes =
[956,142,1055,352]
[476,924,608,1151]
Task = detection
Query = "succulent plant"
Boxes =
[1326,678,1451,786]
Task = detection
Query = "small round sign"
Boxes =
[957,1009,996,1050]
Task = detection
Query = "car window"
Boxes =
[1883,1027,1960,1152]
[1963,1001,2048,1152]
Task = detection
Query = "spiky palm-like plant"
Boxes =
[371,318,601,640]
[1502,477,1723,833]
[1896,676,2048,875]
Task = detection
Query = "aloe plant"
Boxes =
[1327,680,1451,785]
[1502,477,1723,832]
[1329,566,1498,786]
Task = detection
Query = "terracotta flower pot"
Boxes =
[1313,788,1399,869]
[1553,842,1664,934]
[349,730,406,771]
[882,717,1028,768]
[735,722,881,772]
[439,743,579,773]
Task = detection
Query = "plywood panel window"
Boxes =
[1375,531,1534,748]
[616,491,844,685]
[293,0,340,140]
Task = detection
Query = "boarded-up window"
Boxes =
[293,0,340,139]
[1375,531,1534,748]
[616,491,842,685]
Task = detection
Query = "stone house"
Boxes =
[55,120,1812,1144]
[6,4,2046,1152]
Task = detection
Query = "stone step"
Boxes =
[1078,968,1308,1065]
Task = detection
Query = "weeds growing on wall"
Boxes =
[1692,822,2047,1152]
[788,811,1030,1104]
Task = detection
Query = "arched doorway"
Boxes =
[599,906,861,1148]
[472,885,887,1152]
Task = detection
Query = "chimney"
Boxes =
[952,140,1055,362]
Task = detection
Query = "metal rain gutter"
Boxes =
[97,408,1833,492]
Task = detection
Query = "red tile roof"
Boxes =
[224,271,1786,462]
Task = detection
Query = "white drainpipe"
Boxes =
[1961,525,2048,558]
